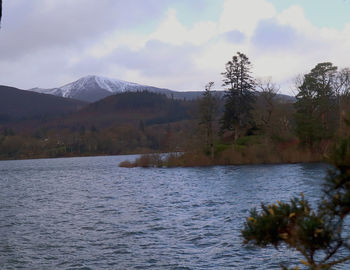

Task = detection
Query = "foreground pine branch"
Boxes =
[242,129,350,269]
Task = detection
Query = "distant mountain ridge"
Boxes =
[28,74,295,103]
[30,75,176,102]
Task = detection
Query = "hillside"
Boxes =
[0,85,87,123]
[54,91,195,129]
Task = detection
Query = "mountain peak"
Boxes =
[80,74,102,81]
[84,74,98,79]
[29,75,175,102]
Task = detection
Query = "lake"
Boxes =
[0,155,345,269]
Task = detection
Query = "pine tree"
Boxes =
[295,62,338,147]
[220,52,256,140]
[242,121,350,269]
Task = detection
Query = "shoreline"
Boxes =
[118,150,327,168]
[0,151,326,167]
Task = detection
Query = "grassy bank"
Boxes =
[119,141,325,168]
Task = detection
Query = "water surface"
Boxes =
[0,156,341,269]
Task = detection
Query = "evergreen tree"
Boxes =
[220,52,256,140]
[242,125,350,269]
[295,62,338,147]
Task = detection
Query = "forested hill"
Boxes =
[0,91,197,159]
[56,91,195,129]
[0,85,87,122]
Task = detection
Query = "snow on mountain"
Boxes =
[29,87,63,97]
[29,75,174,102]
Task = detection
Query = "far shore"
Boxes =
[118,148,326,168]
[0,150,326,168]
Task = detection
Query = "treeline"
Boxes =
[121,52,350,167]
[0,91,195,159]
[0,123,186,159]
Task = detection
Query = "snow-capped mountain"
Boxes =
[29,75,174,102]
[29,87,63,96]
[28,75,295,104]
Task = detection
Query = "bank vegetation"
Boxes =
[120,52,350,167]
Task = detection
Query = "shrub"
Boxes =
[242,133,350,269]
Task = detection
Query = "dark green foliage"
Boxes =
[242,127,350,269]
[220,52,256,140]
[243,196,315,246]
[322,138,350,219]
[235,135,262,146]
[295,63,338,146]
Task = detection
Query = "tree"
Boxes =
[242,122,350,269]
[220,52,256,140]
[255,78,280,132]
[0,0,2,23]
[199,82,219,159]
[295,62,338,147]
[334,68,350,133]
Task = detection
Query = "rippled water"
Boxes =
[0,156,347,269]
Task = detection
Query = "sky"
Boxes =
[0,0,350,94]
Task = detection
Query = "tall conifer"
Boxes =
[220,52,256,140]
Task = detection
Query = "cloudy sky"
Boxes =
[1,0,350,94]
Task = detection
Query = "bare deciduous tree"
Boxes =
[256,77,280,126]
[199,82,219,159]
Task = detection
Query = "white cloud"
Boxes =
[218,0,276,36]
[188,20,218,46]
[276,5,313,33]
[150,9,189,46]
[150,9,217,46]
[87,31,150,58]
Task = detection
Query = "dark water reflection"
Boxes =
[0,156,346,269]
